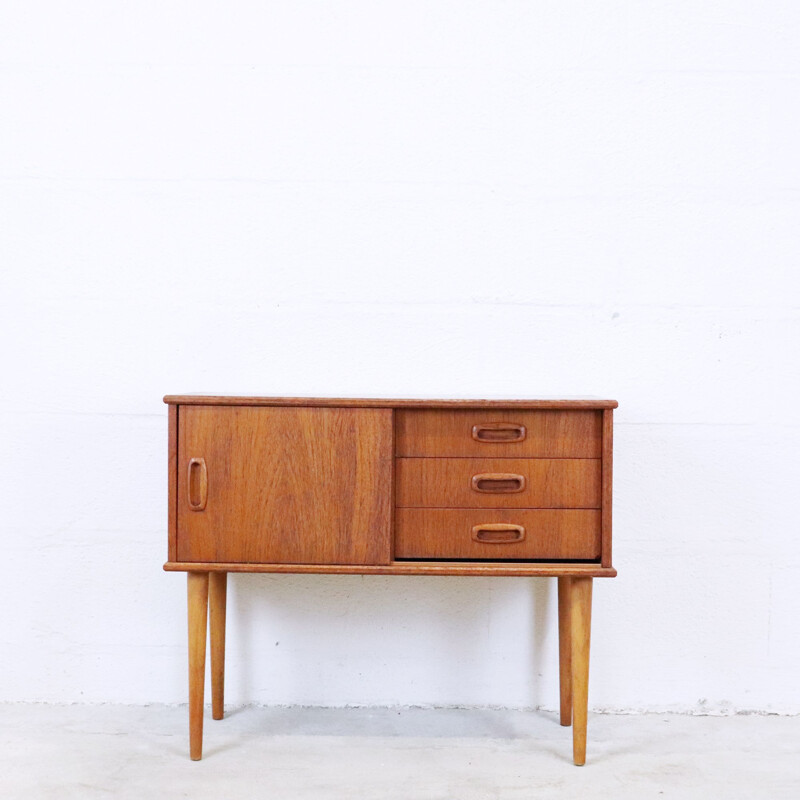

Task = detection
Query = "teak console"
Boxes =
[163,395,618,764]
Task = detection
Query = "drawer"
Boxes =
[396,458,601,508]
[395,509,601,560]
[395,409,602,457]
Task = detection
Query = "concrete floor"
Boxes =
[2,704,798,799]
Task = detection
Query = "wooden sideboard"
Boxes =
[163,395,617,764]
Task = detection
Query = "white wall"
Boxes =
[2,1,799,713]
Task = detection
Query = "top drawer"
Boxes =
[395,409,602,458]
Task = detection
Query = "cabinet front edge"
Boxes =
[163,561,617,577]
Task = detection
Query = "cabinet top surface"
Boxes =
[164,395,618,409]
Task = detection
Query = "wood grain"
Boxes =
[168,404,178,562]
[570,576,592,766]
[395,410,603,458]
[601,409,614,568]
[177,406,393,565]
[187,571,208,761]
[558,577,573,726]
[165,395,619,409]
[395,509,601,560]
[396,458,601,509]
[164,561,617,577]
[209,572,227,721]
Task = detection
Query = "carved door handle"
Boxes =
[187,458,208,511]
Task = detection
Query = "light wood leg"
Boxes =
[570,576,592,766]
[187,571,209,761]
[209,572,228,721]
[557,577,573,726]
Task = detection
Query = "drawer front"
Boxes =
[395,509,601,560]
[396,458,601,508]
[395,409,602,457]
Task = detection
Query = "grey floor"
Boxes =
[2,704,799,799]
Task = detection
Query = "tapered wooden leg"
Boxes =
[557,577,573,726]
[209,572,227,721]
[187,571,209,761]
[570,577,593,766]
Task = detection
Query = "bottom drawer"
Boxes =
[395,509,601,561]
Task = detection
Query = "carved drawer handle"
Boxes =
[471,523,526,543]
[471,473,526,493]
[187,458,208,511]
[471,422,527,443]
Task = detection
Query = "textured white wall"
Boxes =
[2,2,799,713]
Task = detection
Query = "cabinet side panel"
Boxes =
[601,408,613,567]
[177,406,392,565]
[390,408,397,562]
[167,404,178,562]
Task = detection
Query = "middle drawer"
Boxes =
[396,458,601,509]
